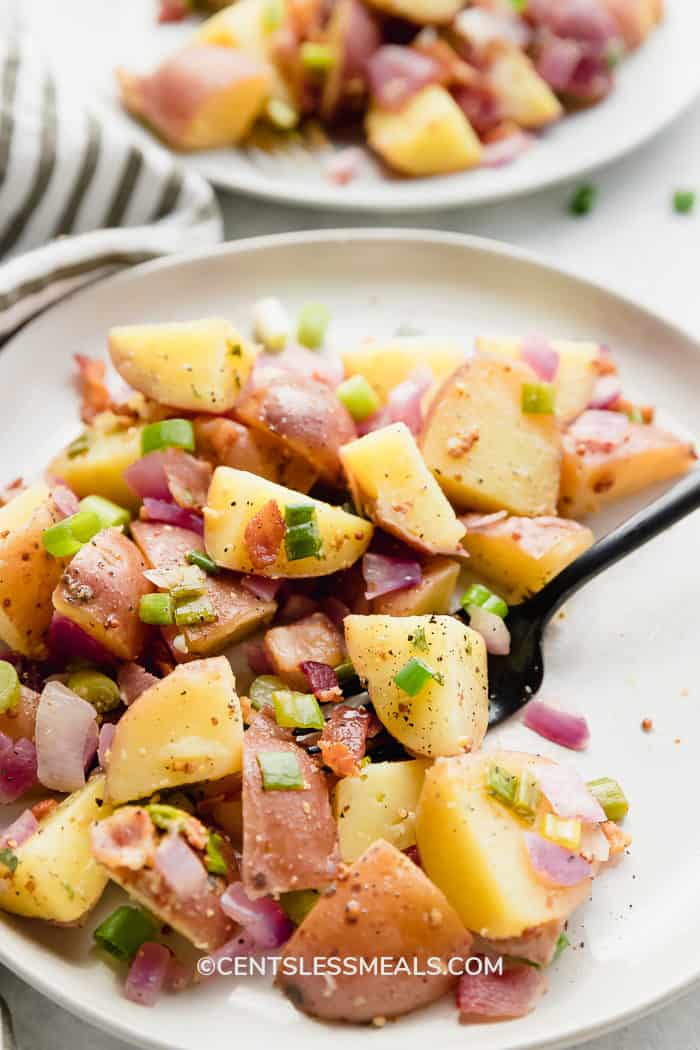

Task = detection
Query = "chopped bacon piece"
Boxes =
[158,0,192,22]
[31,797,59,822]
[75,354,112,424]
[263,612,345,691]
[319,705,370,778]
[244,500,286,570]
[163,451,213,512]
[601,819,632,855]
[117,663,159,707]
[91,806,157,871]
[0,477,24,507]
[457,959,547,1021]
[300,660,342,703]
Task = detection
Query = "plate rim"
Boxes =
[1,227,699,1050]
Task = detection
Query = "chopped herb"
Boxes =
[411,625,429,652]
[94,906,158,962]
[673,189,696,215]
[186,550,220,575]
[553,931,570,962]
[205,832,228,877]
[67,434,89,458]
[394,657,440,697]
[0,848,18,873]
[569,184,597,216]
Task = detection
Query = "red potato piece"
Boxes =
[130,520,204,570]
[276,840,471,1022]
[75,355,111,424]
[118,45,270,151]
[193,417,318,494]
[456,959,547,1021]
[242,714,340,898]
[318,705,370,778]
[320,0,381,120]
[235,374,357,487]
[0,687,39,742]
[472,918,564,968]
[52,528,153,661]
[162,450,212,511]
[263,612,345,691]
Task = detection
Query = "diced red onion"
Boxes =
[566,52,613,101]
[536,36,584,90]
[324,147,364,186]
[403,844,421,867]
[534,762,606,823]
[154,833,209,897]
[47,614,114,665]
[52,483,80,519]
[165,951,191,992]
[521,337,560,382]
[589,375,622,409]
[124,942,171,1007]
[0,807,38,849]
[241,576,283,602]
[457,957,547,1019]
[527,0,619,48]
[207,930,260,969]
[524,830,592,886]
[342,0,381,80]
[362,552,422,600]
[467,605,511,656]
[141,498,204,535]
[523,699,590,750]
[124,452,172,502]
[118,663,158,706]
[35,681,97,793]
[367,46,442,111]
[385,366,433,436]
[219,882,293,949]
[0,733,38,804]
[301,660,339,697]
[480,129,534,168]
[98,722,116,769]
[246,640,274,675]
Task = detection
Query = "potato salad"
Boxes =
[0,302,694,1023]
[121,0,663,180]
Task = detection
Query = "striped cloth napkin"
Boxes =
[0,22,223,341]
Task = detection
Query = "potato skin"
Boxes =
[276,840,471,1022]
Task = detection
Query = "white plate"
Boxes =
[22,0,700,212]
[1,231,700,1050]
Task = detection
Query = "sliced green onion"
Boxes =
[297,302,330,349]
[336,375,381,423]
[169,565,207,602]
[252,296,290,352]
[272,689,325,731]
[522,382,556,415]
[541,813,582,851]
[569,183,597,216]
[284,520,323,562]
[257,750,305,791]
[79,495,131,530]
[0,660,20,714]
[205,832,228,876]
[186,549,220,575]
[586,777,629,822]
[509,0,527,10]
[300,43,335,73]
[486,764,517,807]
[0,848,18,874]
[174,596,217,627]
[261,0,284,32]
[604,40,624,67]
[410,625,429,652]
[461,583,509,620]
[141,418,195,455]
[67,433,90,459]
[513,769,540,821]
[145,803,189,833]
[334,660,355,683]
[67,670,120,715]
[249,675,286,711]
[673,189,696,215]
[139,592,175,625]
[393,656,439,697]
[280,889,319,925]
[626,405,644,424]
[265,98,299,130]
[553,931,569,962]
[93,905,158,961]
[284,502,316,528]
[42,509,102,557]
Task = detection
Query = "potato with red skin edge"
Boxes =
[263,612,345,691]
[52,528,153,662]
[472,918,565,969]
[559,409,696,518]
[276,840,471,1022]
[320,0,381,121]
[242,713,340,898]
[372,555,460,616]
[193,416,318,494]
[0,686,39,742]
[235,374,357,487]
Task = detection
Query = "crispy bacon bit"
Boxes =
[319,705,370,778]
[91,806,157,871]
[601,820,631,855]
[163,451,213,511]
[0,477,24,508]
[181,814,210,852]
[244,500,286,569]
[300,660,342,703]
[31,797,58,822]
[264,613,345,691]
[158,0,192,22]
[75,354,112,424]
[611,397,655,424]
[457,959,547,1021]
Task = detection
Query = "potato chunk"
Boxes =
[48,423,145,512]
[204,467,373,577]
[477,337,602,424]
[461,513,594,603]
[341,423,466,555]
[334,759,429,862]
[420,358,562,516]
[345,614,488,758]
[264,612,345,691]
[487,48,562,129]
[372,555,460,616]
[106,657,243,804]
[362,0,464,23]
[276,840,471,1021]
[0,484,64,658]
[366,86,482,176]
[109,318,256,415]
[0,775,112,922]
[416,752,591,939]
[340,337,465,405]
[560,409,696,517]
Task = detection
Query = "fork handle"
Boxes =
[530,467,700,622]
[0,996,15,1050]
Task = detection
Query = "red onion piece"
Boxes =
[523,700,590,750]
[300,660,339,697]
[154,833,209,898]
[457,957,547,1019]
[52,484,80,519]
[362,552,422,600]
[124,942,171,1007]
[589,375,622,409]
[246,640,274,675]
[521,337,560,381]
[83,719,99,771]
[141,498,204,535]
[566,52,613,101]
[480,129,534,168]
[367,46,442,111]
[117,664,158,706]
[219,882,294,949]
[537,36,584,90]
[524,830,592,886]
[48,614,114,666]
[385,366,433,435]
[124,452,172,502]
[342,0,381,80]
[35,681,97,793]
[241,576,283,602]
[0,733,38,804]
[467,605,511,656]
[98,722,116,769]
[527,0,619,48]
[0,808,38,849]
[534,763,606,823]
[207,930,260,969]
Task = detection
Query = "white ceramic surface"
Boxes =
[22,0,700,212]
[1,231,699,1050]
